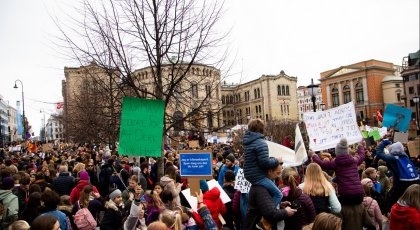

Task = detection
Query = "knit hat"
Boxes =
[200,180,209,193]
[79,171,89,180]
[225,153,236,163]
[1,176,14,190]
[109,189,122,200]
[361,178,372,186]
[389,142,404,155]
[335,138,348,155]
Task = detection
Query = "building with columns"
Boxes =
[319,59,398,125]
[220,70,298,126]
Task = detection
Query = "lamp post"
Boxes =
[307,78,319,112]
[413,96,419,134]
[320,102,325,111]
[13,80,26,140]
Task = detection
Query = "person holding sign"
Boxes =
[243,118,283,208]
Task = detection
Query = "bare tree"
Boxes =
[55,0,229,177]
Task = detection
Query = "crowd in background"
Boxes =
[0,126,419,230]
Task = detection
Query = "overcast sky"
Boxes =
[0,0,419,136]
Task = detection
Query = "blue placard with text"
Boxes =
[179,152,212,177]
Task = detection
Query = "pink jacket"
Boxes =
[362,196,382,230]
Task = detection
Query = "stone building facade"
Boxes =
[220,70,298,126]
[319,59,398,125]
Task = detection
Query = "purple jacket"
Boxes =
[312,145,365,197]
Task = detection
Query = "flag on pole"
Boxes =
[294,124,307,165]
[376,108,383,122]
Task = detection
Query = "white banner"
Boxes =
[234,168,251,193]
[294,124,307,165]
[303,101,362,151]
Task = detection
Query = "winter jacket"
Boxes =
[0,189,18,227]
[52,172,75,196]
[124,200,147,230]
[243,130,279,184]
[160,175,182,203]
[217,164,239,186]
[69,180,99,204]
[299,182,341,214]
[362,196,383,230]
[282,188,316,230]
[312,144,365,198]
[389,202,420,230]
[245,185,289,230]
[341,204,375,230]
[100,200,125,230]
[203,187,227,229]
[41,210,70,230]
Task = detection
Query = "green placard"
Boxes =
[361,131,369,139]
[118,97,165,157]
[369,130,381,141]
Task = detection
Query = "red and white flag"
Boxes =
[376,108,383,122]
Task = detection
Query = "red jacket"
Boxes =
[390,203,420,230]
[203,187,226,229]
[69,179,99,204]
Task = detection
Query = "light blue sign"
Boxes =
[179,152,212,177]
[382,104,412,132]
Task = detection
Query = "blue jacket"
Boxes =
[243,131,278,184]
[217,164,239,186]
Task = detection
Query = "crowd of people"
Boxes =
[0,118,419,230]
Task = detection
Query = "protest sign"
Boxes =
[179,150,213,196]
[188,140,199,149]
[118,97,165,157]
[234,168,251,193]
[42,143,53,152]
[303,101,362,151]
[207,179,231,204]
[393,132,408,143]
[266,140,297,167]
[294,124,308,165]
[368,130,381,141]
[407,139,420,157]
[382,104,412,132]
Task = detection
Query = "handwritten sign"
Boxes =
[303,101,362,151]
[179,151,212,177]
[382,104,412,132]
[234,168,251,193]
[118,97,165,157]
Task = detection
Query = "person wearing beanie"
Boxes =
[243,118,282,207]
[200,180,209,193]
[310,138,366,204]
[217,153,239,186]
[0,176,19,227]
[69,171,99,204]
[375,139,420,214]
[100,188,125,230]
[310,139,373,230]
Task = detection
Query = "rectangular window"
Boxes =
[332,94,339,107]
[344,91,351,103]
[356,89,364,104]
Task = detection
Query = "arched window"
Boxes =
[257,88,261,98]
[286,86,289,95]
[355,82,364,104]
[343,85,351,103]
[282,86,285,95]
[332,87,339,107]
[277,85,281,95]
[254,89,257,99]
[222,96,225,104]
[229,95,234,104]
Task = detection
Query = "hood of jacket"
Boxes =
[390,203,420,223]
[0,189,13,201]
[203,187,221,201]
[160,176,173,187]
[243,131,264,146]
[75,179,90,190]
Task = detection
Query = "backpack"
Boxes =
[74,201,97,230]
[395,154,419,181]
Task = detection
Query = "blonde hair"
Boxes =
[398,184,420,210]
[303,163,330,196]
[73,163,85,176]
[147,221,167,230]
[361,167,376,179]
[312,213,342,230]
[160,210,183,230]
[8,220,30,230]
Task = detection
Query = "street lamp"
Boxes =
[413,96,419,133]
[307,78,319,112]
[320,102,325,111]
[13,80,26,140]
